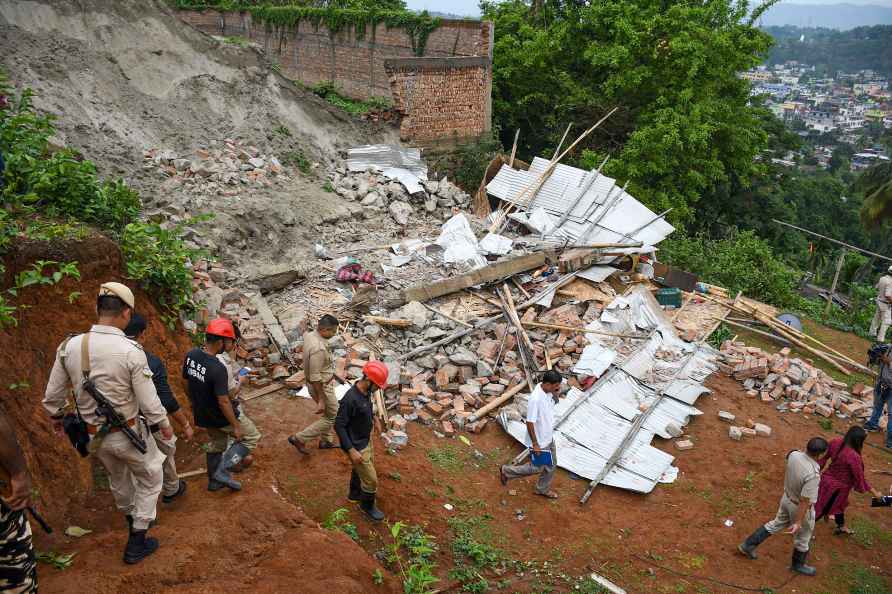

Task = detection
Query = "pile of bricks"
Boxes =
[144,139,287,197]
[718,341,875,421]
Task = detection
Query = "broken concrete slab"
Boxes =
[251,264,306,293]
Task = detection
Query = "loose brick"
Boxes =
[675,439,694,450]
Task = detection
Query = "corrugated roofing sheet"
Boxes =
[485,158,676,246]
[499,286,718,494]
[347,145,428,194]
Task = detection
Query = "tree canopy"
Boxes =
[482,0,777,227]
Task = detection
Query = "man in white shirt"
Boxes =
[869,266,892,342]
[499,370,563,499]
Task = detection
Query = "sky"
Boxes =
[406,0,481,17]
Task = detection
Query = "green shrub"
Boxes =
[121,221,204,325]
[1,69,199,324]
[308,80,391,116]
[661,230,802,308]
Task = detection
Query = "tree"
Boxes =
[858,161,892,229]
[481,0,776,226]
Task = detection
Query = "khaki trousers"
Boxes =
[153,432,181,497]
[207,412,262,453]
[870,299,892,342]
[94,424,164,531]
[354,442,378,494]
[763,493,815,552]
[295,380,337,444]
[502,442,557,495]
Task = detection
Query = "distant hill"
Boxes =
[764,25,892,77]
[758,3,892,29]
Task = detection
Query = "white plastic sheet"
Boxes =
[479,233,513,256]
[436,214,488,269]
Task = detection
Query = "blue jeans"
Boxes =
[866,384,892,446]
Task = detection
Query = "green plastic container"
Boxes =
[656,287,682,308]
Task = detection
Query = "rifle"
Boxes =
[82,379,147,455]
[0,477,53,534]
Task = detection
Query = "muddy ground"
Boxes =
[28,367,892,593]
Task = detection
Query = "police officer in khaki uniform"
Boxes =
[288,314,340,454]
[43,282,170,564]
[738,437,829,576]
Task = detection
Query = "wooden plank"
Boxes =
[420,302,473,328]
[242,382,286,401]
[178,468,208,479]
[402,253,547,303]
[363,315,412,328]
[467,381,528,422]
[499,284,537,388]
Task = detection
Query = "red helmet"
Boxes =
[207,318,236,339]
[363,361,390,389]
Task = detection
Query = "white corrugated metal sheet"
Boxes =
[499,286,718,494]
[347,145,428,194]
[485,157,675,246]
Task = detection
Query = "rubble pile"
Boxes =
[144,139,288,196]
[718,341,877,423]
[328,166,472,226]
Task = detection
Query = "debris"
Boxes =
[64,526,92,538]
[718,411,736,423]
[729,426,743,441]
[674,439,694,451]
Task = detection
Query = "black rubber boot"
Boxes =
[207,452,225,492]
[737,526,771,560]
[360,491,384,522]
[348,470,362,502]
[162,480,188,504]
[213,442,249,491]
[791,549,816,576]
[123,529,159,564]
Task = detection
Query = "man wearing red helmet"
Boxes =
[182,318,256,492]
[334,360,389,521]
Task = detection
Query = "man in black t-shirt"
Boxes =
[182,318,248,492]
[335,360,390,521]
[125,313,193,504]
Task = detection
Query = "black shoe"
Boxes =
[162,480,188,504]
[348,470,362,502]
[791,549,816,576]
[738,526,771,560]
[319,441,338,450]
[207,452,225,492]
[123,530,160,564]
[865,425,880,433]
[360,491,384,522]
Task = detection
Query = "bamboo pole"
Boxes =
[467,381,528,423]
[509,129,520,167]
[521,320,645,339]
[420,302,473,328]
[499,284,537,388]
[489,107,619,233]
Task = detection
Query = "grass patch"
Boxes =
[307,80,391,116]
[447,514,506,592]
[282,150,312,175]
[221,35,251,48]
[426,444,505,475]
[849,515,892,549]
[829,562,891,594]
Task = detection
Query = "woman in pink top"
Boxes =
[815,426,884,534]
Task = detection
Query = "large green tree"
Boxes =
[482,0,777,226]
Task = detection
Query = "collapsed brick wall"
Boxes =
[176,10,493,143]
[385,57,491,144]
[176,10,492,99]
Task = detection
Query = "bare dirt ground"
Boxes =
[28,367,892,593]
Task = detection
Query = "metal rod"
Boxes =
[773,219,892,262]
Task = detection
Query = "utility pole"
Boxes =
[826,248,846,316]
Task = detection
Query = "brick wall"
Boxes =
[176,10,492,143]
[385,57,491,143]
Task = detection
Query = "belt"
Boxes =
[86,418,137,435]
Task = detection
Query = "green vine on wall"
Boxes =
[173,2,443,56]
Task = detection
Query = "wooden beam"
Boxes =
[398,272,579,362]
[401,253,547,303]
[499,284,537,388]
[242,382,286,401]
[467,381,528,422]
[825,248,846,316]
[363,315,413,328]
[508,129,520,167]
[420,302,473,328]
